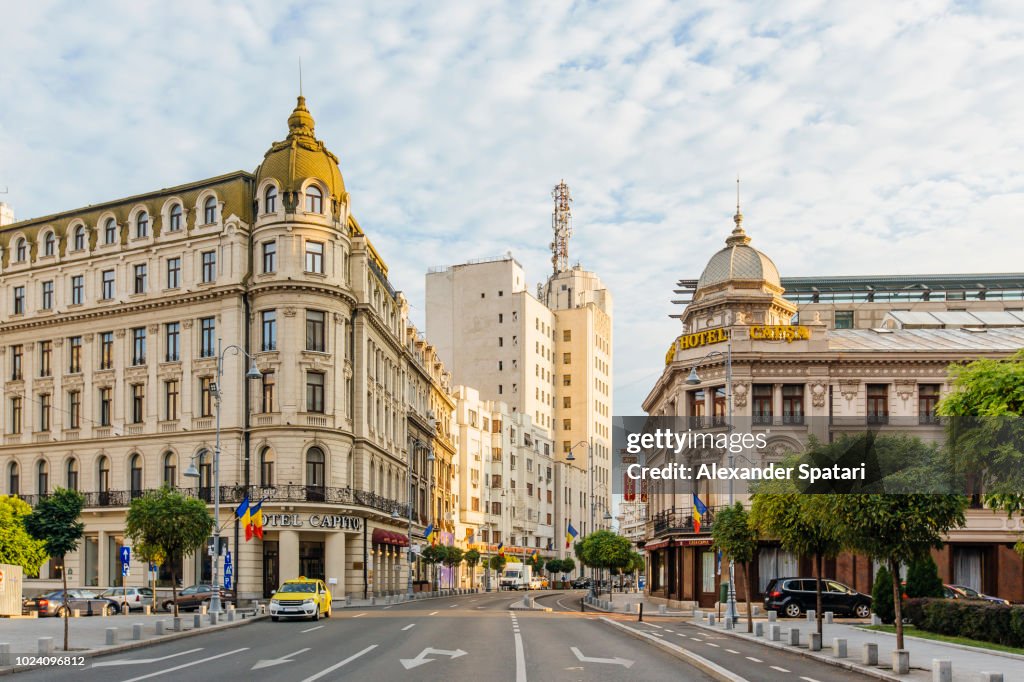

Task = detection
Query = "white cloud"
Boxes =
[1,0,1023,414]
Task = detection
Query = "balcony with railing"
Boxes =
[647,506,726,539]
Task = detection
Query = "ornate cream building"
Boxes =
[0,97,449,601]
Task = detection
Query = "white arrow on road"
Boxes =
[400,647,468,669]
[91,648,203,667]
[570,647,634,668]
[251,648,311,670]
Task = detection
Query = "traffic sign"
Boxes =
[121,546,131,564]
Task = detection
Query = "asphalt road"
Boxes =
[14,591,875,682]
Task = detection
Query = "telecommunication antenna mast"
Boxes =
[550,180,573,274]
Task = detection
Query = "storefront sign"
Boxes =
[674,538,713,547]
[262,513,362,530]
[749,325,810,342]
[664,328,729,364]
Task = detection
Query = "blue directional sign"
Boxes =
[121,546,131,576]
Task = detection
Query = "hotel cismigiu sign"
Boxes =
[664,328,729,364]
[665,325,812,364]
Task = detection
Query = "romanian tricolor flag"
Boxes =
[531,549,540,563]
[235,496,252,541]
[692,492,708,534]
[424,523,436,545]
[497,542,505,558]
[566,522,578,549]
[250,498,265,539]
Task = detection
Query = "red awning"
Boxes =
[372,529,410,546]
[644,540,670,551]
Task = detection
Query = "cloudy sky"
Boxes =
[2,0,1023,414]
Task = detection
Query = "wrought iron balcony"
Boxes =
[648,506,726,538]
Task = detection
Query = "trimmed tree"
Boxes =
[561,556,576,579]
[580,530,633,597]
[711,502,759,632]
[871,565,895,624]
[905,555,945,599]
[442,546,464,589]
[24,488,85,651]
[464,549,481,589]
[419,544,446,590]
[488,554,507,574]
[126,487,213,617]
[0,495,48,575]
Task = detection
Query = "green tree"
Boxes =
[560,556,576,577]
[526,552,545,574]
[905,555,944,599]
[871,565,895,624]
[579,530,633,596]
[419,544,447,590]
[125,487,213,616]
[0,496,48,575]
[134,541,167,611]
[464,549,481,589]
[442,546,464,589]
[488,554,507,573]
[711,502,760,633]
[24,488,85,651]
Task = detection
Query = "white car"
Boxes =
[99,587,155,612]
[529,577,545,590]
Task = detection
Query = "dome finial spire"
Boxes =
[726,176,751,246]
[299,57,303,97]
[734,175,743,228]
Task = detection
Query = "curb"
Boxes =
[0,613,268,677]
[600,616,749,682]
[854,626,1024,663]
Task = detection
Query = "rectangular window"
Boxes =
[261,310,277,351]
[101,269,115,300]
[563,374,571,386]
[563,329,571,341]
[834,311,854,329]
[563,352,571,364]
[131,328,146,365]
[10,397,22,434]
[39,341,52,377]
[262,241,276,273]
[782,385,804,424]
[562,418,571,430]
[199,377,214,418]
[200,317,216,357]
[867,384,889,424]
[304,241,324,273]
[688,388,705,426]
[752,384,772,423]
[166,257,181,289]
[133,264,147,294]
[11,344,23,380]
[305,310,325,351]
[39,393,51,431]
[261,371,275,413]
[98,388,112,427]
[71,275,84,305]
[919,384,941,424]
[69,336,83,373]
[201,250,216,283]
[165,380,179,421]
[491,501,501,515]
[41,280,54,310]
[563,396,571,408]
[165,323,180,362]
[68,391,81,430]
[13,286,25,315]
[306,371,325,413]
[131,384,145,424]
[99,332,114,369]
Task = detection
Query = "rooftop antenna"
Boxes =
[550,180,573,275]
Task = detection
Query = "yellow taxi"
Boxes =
[269,577,332,621]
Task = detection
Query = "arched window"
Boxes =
[15,237,27,262]
[169,204,182,231]
[104,218,117,244]
[260,447,275,487]
[74,226,86,251]
[305,185,323,214]
[37,460,49,496]
[136,211,149,238]
[66,458,79,491]
[264,186,277,213]
[130,454,143,498]
[97,455,110,494]
[203,197,217,224]
[8,462,19,495]
[163,452,176,487]
[306,447,325,501]
[43,232,55,257]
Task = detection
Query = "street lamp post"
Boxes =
[685,335,736,625]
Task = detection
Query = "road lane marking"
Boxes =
[599,618,747,682]
[352,612,367,618]
[400,647,467,670]
[301,626,324,633]
[251,648,311,670]
[513,622,527,682]
[705,642,719,647]
[770,666,790,673]
[119,648,249,682]
[801,678,823,682]
[746,657,763,663]
[300,645,378,682]
[665,629,674,633]
[646,623,663,629]
[402,624,416,631]
[726,649,740,654]
[383,606,393,610]
[430,610,439,615]
[92,648,204,667]
[450,604,458,608]
[690,637,702,642]
[570,647,634,668]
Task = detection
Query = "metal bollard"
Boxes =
[638,603,644,622]
[824,611,833,624]
[863,642,878,666]
[133,623,143,641]
[754,622,764,637]
[980,673,1003,682]
[809,632,821,651]
[193,614,202,629]
[105,628,117,645]
[806,609,816,622]
[787,628,800,646]
[769,624,781,641]
[893,650,910,675]
[767,610,777,622]
[833,638,847,658]
[0,643,10,667]
[38,637,54,654]
[155,621,164,635]
[932,659,952,682]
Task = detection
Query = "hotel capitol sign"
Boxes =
[665,325,811,364]
[262,513,362,530]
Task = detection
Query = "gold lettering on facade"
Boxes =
[749,325,810,342]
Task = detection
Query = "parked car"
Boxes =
[23,589,117,617]
[99,587,155,612]
[571,577,593,589]
[763,577,872,618]
[947,584,1010,606]
[161,584,235,612]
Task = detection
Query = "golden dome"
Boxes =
[696,211,781,291]
[256,96,346,203]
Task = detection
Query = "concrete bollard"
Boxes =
[172,617,182,632]
[0,643,10,667]
[193,614,202,629]
[871,614,883,626]
[767,610,777,622]
[807,609,816,622]
[38,637,54,654]
[787,628,800,646]
[725,617,734,630]
[658,604,667,615]
[132,624,143,641]
[144,605,151,615]
[155,621,164,635]
[708,615,716,626]
[105,628,117,645]
[769,624,781,641]
[227,610,236,622]
[751,605,760,616]
[863,642,878,666]
[833,638,847,658]
[693,609,702,622]
[932,659,952,682]
[893,650,910,675]
[809,632,821,651]
[73,609,81,618]
[824,611,833,624]
[370,597,376,606]
[209,612,219,625]
[979,673,1003,682]
[754,622,764,637]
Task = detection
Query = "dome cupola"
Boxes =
[695,207,781,293]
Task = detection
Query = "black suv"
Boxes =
[763,577,871,618]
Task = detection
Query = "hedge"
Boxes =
[903,598,1024,648]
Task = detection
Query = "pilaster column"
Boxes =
[773,383,784,423]
[97,530,109,588]
[279,530,300,582]
[325,531,346,600]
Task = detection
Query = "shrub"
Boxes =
[905,555,944,598]
[872,565,895,624]
[907,598,1024,648]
